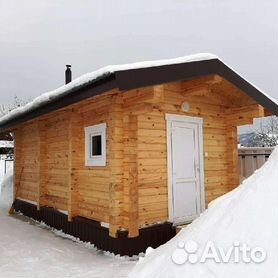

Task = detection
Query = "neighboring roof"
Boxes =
[0,53,277,132]
[0,147,13,155]
[0,139,14,155]
[0,141,14,148]
[0,132,13,141]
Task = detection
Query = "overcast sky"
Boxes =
[0,0,277,108]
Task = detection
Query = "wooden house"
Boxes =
[0,54,277,255]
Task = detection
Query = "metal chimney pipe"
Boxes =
[65,65,72,84]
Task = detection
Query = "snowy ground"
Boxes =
[129,148,278,278]
[0,159,13,182]
[0,167,136,278]
[3,144,277,278]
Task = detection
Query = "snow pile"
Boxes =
[129,147,278,278]
[0,169,14,212]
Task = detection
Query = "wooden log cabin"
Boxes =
[0,54,277,256]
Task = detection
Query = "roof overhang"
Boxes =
[0,57,277,132]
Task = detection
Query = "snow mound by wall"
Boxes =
[129,147,278,278]
[0,169,14,212]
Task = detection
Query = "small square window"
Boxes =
[85,123,107,166]
[91,135,102,156]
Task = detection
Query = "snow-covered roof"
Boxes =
[0,53,277,131]
[0,141,14,148]
[0,53,215,126]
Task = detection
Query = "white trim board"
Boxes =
[165,114,203,124]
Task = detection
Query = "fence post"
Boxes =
[238,147,273,180]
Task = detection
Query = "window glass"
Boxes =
[92,135,102,156]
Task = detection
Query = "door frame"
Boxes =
[166,114,205,224]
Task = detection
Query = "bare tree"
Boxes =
[0,96,29,152]
[0,96,28,117]
[252,116,278,147]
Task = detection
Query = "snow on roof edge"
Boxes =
[0,52,276,128]
[0,53,217,127]
[215,58,278,108]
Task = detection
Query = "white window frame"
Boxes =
[84,123,107,166]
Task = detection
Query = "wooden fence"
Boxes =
[238,147,274,181]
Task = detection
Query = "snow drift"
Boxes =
[129,147,278,278]
[0,169,14,212]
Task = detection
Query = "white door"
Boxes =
[166,114,205,225]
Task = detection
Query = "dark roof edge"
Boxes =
[0,74,117,132]
[115,59,218,90]
[115,59,278,115]
[0,58,277,132]
[216,62,278,115]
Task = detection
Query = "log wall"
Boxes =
[13,75,266,237]
[14,122,39,203]
[43,110,70,211]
